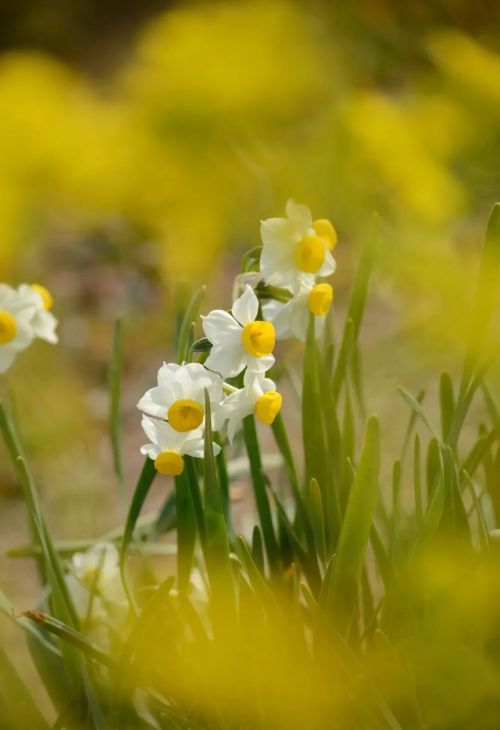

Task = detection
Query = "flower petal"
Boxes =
[231,285,259,326]
[202,310,241,345]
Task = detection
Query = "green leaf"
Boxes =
[324,415,380,633]
[109,318,125,498]
[307,478,327,566]
[191,337,212,353]
[398,386,440,441]
[119,456,157,610]
[439,372,455,440]
[202,390,234,617]
[176,285,206,364]
[243,414,280,576]
[24,610,114,669]
[461,203,500,393]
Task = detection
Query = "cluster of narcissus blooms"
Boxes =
[138,200,337,476]
[0,283,58,373]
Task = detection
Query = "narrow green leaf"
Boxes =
[307,478,327,566]
[325,415,380,633]
[413,434,424,532]
[177,285,206,364]
[109,318,125,498]
[119,456,157,610]
[398,386,440,441]
[203,390,235,617]
[243,414,280,576]
[461,203,500,393]
[24,610,114,669]
[439,372,455,440]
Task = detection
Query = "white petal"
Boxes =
[205,344,244,379]
[231,286,258,326]
[157,362,180,390]
[202,310,241,346]
[285,199,312,235]
[318,250,337,278]
[137,387,171,418]
[244,352,275,376]
[263,299,292,340]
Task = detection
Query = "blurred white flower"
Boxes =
[0,284,37,373]
[222,371,282,442]
[17,283,58,344]
[72,542,120,592]
[68,542,126,622]
[263,282,334,342]
[137,361,224,433]
[260,199,336,291]
[202,285,275,378]
[140,414,220,476]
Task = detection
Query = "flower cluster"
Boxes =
[0,283,58,373]
[260,199,336,342]
[137,201,337,476]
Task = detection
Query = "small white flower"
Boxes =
[263,282,334,342]
[222,372,282,443]
[68,542,126,626]
[202,285,275,378]
[137,362,224,433]
[0,284,37,374]
[260,199,337,291]
[140,414,221,476]
[17,284,58,344]
[72,542,120,592]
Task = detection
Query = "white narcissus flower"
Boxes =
[72,542,121,593]
[17,284,58,344]
[202,285,275,378]
[137,362,224,433]
[260,199,337,291]
[140,415,221,476]
[222,372,282,443]
[0,284,38,374]
[68,542,127,627]
[263,282,334,342]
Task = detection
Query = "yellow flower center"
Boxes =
[308,283,334,317]
[241,321,275,357]
[254,391,282,425]
[312,219,337,251]
[294,235,325,273]
[154,450,185,476]
[31,284,53,310]
[0,311,17,344]
[167,399,204,432]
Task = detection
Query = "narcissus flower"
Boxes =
[260,199,336,291]
[140,415,221,476]
[203,285,275,378]
[137,362,224,432]
[72,542,121,592]
[17,283,58,344]
[222,372,282,442]
[0,284,37,373]
[263,282,334,342]
[68,542,127,626]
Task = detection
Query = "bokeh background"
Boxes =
[3,0,500,710]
